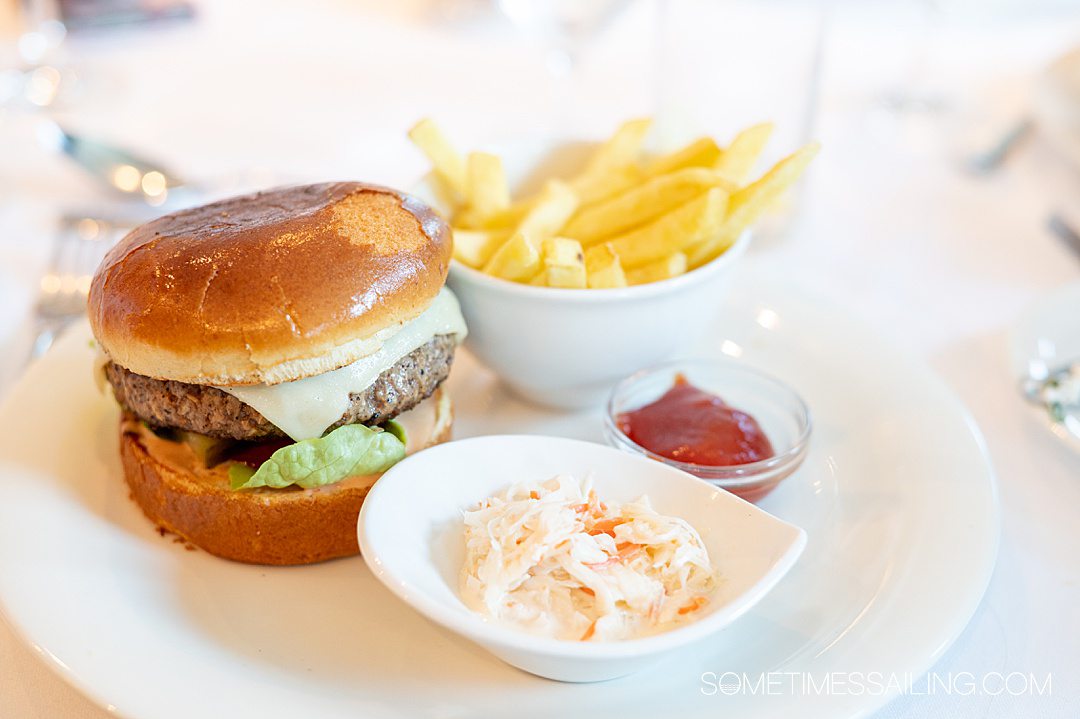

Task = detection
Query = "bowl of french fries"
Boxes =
[408,118,818,409]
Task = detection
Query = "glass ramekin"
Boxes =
[603,359,812,503]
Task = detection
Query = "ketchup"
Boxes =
[617,374,774,466]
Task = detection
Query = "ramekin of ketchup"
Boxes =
[616,374,776,467]
[605,363,811,503]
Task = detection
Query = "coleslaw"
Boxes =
[460,474,719,641]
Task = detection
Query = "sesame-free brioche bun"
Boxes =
[119,389,453,565]
[89,182,452,386]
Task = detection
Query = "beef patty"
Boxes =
[105,334,456,440]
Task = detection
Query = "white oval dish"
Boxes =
[357,434,806,683]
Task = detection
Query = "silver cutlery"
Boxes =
[29,214,131,360]
[967,118,1033,175]
[1045,210,1080,260]
[36,119,196,206]
[1023,361,1080,442]
[1048,212,1080,260]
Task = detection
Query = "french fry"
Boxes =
[570,165,644,209]
[452,228,507,268]
[451,119,643,226]
[466,152,510,220]
[467,163,636,227]
[422,171,460,217]
[714,122,773,183]
[541,237,586,289]
[603,187,728,269]
[580,118,653,177]
[543,266,584,289]
[515,180,579,246]
[643,137,722,177]
[563,168,730,245]
[483,232,542,282]
[689,142,820,268]
[584,243,628,289]
[408,119,467,196]
[455,200,530,230]
[406,115,818,288]
[565,119,652,209]
[626,252,688,285]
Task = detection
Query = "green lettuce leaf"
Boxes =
[384,419,407,444]
[229,424,406,491]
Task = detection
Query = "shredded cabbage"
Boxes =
[460,474,719,641]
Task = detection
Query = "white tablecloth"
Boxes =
[1,1,1078,716]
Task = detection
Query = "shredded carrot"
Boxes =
[529,490,540,500]
[588,518,624,537]
[583,490,606,518]
[584,542,641,568]
[678,596,708,615]
[580,620,598,641]
[616,542,643,561]
[579,587,595,597]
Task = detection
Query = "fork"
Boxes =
[1048,212,1080,261]
[29,215,127,360]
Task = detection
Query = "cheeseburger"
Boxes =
[88,182,465,565]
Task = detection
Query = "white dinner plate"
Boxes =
[0,270,998,719]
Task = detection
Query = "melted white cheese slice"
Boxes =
[219,288,467,441]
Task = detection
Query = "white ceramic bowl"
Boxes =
[446,235,748,409]
[357,435,806,683]
[604,358,812,502]
[412,139,750,409]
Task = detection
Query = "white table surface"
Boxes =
[0,1,1078,717]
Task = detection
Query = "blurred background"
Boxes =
[2,0,1080,388]
[1,1,1080,717]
